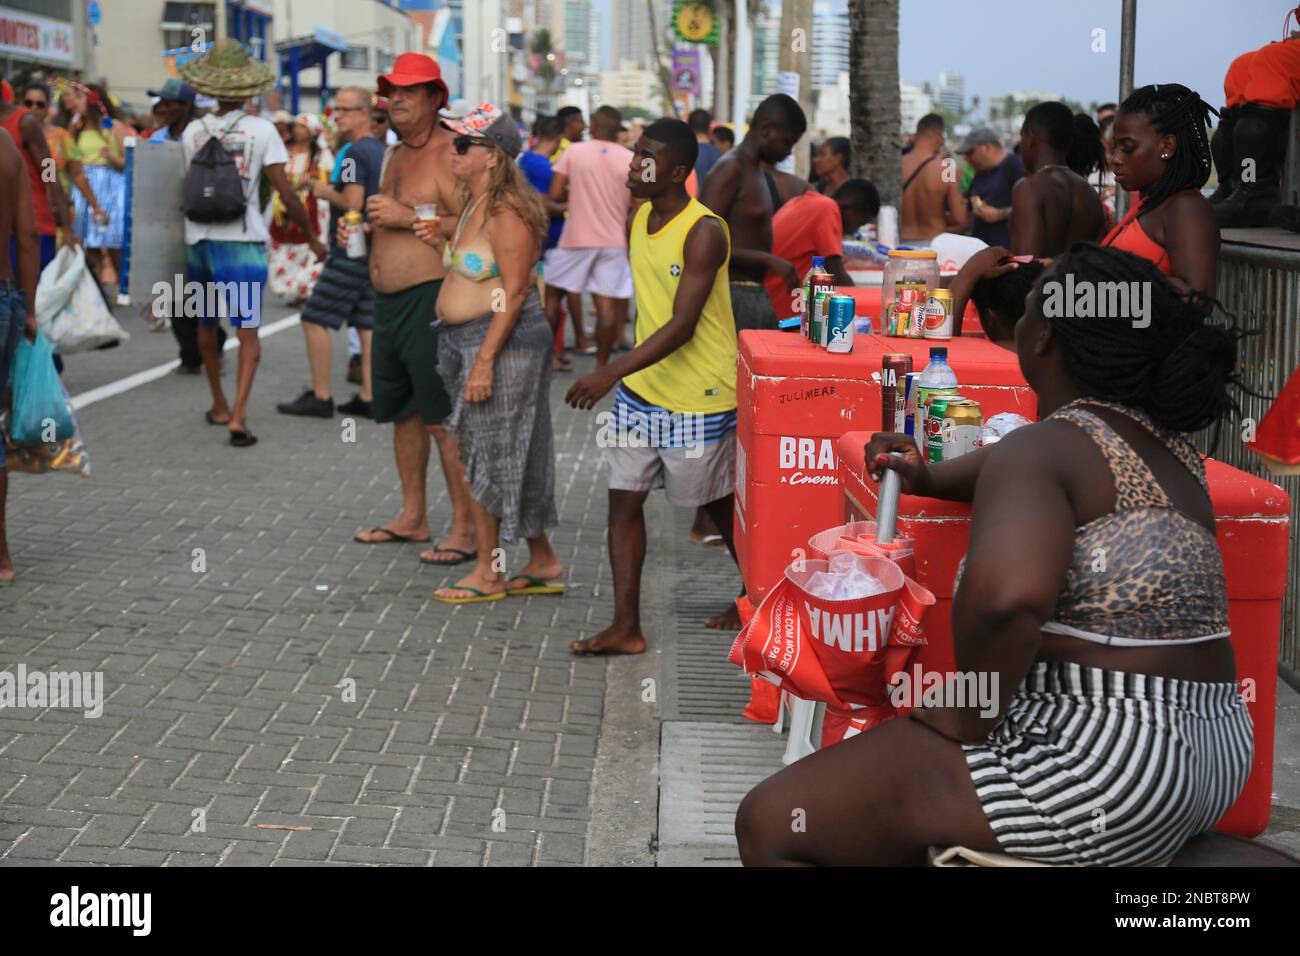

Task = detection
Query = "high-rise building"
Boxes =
[937,71,965,115]
[900,82,935,134]
[611,0,672,72]
[750,11,782,117]
[562,0,592,69]
[811,0,850,92]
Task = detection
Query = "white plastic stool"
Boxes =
[781,695,820,765]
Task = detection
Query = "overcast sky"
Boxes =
[595,0,1291,115]
[896,0,1289,111]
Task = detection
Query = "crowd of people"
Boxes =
[0,26,1291,868]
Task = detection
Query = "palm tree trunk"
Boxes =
[848,0,902,204]
[646,0,677,114]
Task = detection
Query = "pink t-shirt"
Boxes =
[553,138,634,249]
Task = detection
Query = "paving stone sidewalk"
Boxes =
[0,302,702,866]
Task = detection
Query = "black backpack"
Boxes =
[183,115,248,224]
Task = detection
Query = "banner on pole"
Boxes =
[671,49,701,95]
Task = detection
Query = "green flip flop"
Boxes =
[505,575,567,597]
[434,586,506,605]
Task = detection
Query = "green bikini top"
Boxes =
[442,194,500,281]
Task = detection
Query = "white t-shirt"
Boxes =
[181,110,288,245]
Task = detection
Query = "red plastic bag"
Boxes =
[729,552,934,748]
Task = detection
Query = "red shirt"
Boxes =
[0,108,56,236]
[764,190,844,320]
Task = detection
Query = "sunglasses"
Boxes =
[452,135,493,155]
[371,114,387,124]
[24,98,46,109]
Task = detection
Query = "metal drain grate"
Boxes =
[658,720,785,866]
[658,505,753,722]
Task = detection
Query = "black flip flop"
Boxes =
[419,547,477,566]
[206,411,231,426]
[354,526,429,545]
[229,430,258,447]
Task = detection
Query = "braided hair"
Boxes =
[1040,243,1253,434]
[1118,83,1218,214]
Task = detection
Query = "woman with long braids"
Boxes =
[736,244,1254,866]
[1105,83,1220,295]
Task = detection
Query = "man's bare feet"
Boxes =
[570,624,647,655]
[705,603,743,631]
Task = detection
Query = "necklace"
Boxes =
[401,123,436,150]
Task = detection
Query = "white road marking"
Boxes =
[69,313,301,411]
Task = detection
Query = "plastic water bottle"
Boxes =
[913,346,959,451]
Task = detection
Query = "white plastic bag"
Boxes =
[34,245,129,353]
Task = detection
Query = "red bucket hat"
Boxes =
[377,53,449,105]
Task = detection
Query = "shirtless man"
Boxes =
[698,93,807,333]
[1010,102,1106,257]
[900,113,968,242]
[348,54,475,567]
[0,128,39,585]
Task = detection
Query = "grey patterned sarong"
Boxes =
[435,291,558,544]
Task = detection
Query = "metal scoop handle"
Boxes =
[876,453,904,544]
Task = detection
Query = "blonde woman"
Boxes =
[412,104,562,604]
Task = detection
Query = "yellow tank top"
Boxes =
[77,126,114,167]
[622,198,735,414]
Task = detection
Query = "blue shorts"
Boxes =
[184,240,269,328]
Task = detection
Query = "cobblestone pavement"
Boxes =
[0,301,736,866]
[3,302,1297,867]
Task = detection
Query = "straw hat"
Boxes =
[181,38,275,100]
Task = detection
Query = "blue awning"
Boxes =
[275,27,349,73]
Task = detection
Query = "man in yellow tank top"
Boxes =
[565,118,740,655]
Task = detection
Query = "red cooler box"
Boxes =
[735,331,1033,605]
[838,431,1291,838]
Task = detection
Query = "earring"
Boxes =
[1160,153,1170,159]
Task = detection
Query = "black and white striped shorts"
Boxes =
[963,661,1253,866]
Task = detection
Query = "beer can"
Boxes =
[924,396,953,462]
[927,397,983,462]
[901,372,919,439]
[882,353,912,432]
[344,211,367,259]
[922,289,954,339]
[826,295,855,352]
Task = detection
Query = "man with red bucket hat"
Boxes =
[349,53,478,573]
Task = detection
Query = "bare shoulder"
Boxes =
[1163,189,1217,229]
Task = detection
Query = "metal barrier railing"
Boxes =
[1195,241,1300,681]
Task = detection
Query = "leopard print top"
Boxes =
[1045,399,1229,642]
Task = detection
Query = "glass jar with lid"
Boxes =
[882,249,940,335]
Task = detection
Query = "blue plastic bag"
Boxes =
[10,331,75,444]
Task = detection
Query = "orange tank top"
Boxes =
[0,109,55,236]
[1101,195,1171,276]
